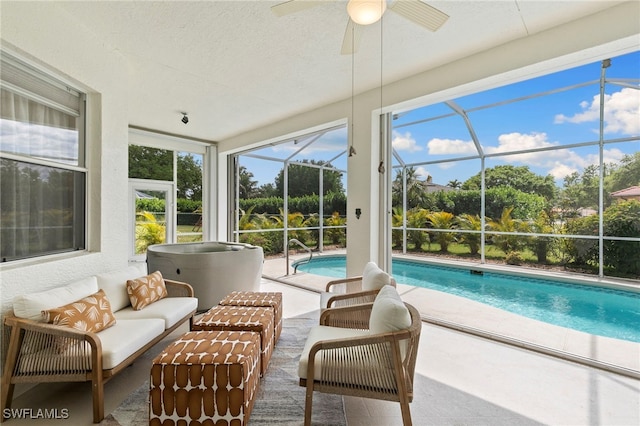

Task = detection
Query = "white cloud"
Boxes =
[427,138,477,155]
[584,148,626,167]
[548,163,578,180]
[485,132,630,181]
[415,166,431,180]
[485,132,573,179]
[392,131,423,153]
[486,132,558,155]
[554,87,640,135]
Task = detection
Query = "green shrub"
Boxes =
[324,212,346,245]
[239,192,347,217]
[135,211,165,254]
[177,198,201,213]
[136,198,165,213]
[602,200,640,276]
[505,251,524,265]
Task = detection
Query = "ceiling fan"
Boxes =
[271,0,449,54]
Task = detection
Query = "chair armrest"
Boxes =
[3,315,102,379]
[164,279,195,297]
[319,303,373,330]
[325,289,380,309]
[325,276,363,293]
[4,315,102,351]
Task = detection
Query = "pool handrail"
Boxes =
[287,238,313,275]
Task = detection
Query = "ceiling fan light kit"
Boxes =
[347,0,387,25]
[272,0,449,54]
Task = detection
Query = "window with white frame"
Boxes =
[0,52,86,262]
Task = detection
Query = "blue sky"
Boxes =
[391,51,640,186]
[242,50,639,190]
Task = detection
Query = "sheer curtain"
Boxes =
[1,88,81,261]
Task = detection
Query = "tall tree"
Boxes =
[177,154,202,200]
[128,146,172,181]
[239,166,259,199]
[392,167,428,209]
[606,152,640,193]
[462,165,556,201]
[558,165,600,212]
[273,160,344,198]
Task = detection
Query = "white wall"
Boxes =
[218,1,639,276]
[0,2,130,313]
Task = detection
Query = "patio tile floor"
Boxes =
[6,261,639,425]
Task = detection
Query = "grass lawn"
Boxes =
[177,225,203,243]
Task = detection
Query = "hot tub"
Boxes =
[147,242,264,311]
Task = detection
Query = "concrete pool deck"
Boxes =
[263,252,640,378]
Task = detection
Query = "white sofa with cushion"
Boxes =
[1,264,198,423]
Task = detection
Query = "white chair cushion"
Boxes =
[96,264,148,312]
[362,262,391,291]
[298,325,370,380]
[114,297,197,329]
[13,276,99,321]
[319,292,333,309]
[369,285,411,334]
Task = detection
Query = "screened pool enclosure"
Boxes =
[234,51,639,279]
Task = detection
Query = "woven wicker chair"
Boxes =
[299,301,422,426]
[320,262,396,310]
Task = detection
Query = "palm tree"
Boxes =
[135,211,166,254]
[407,208,430,251]
[456,213,482,255]
[324,212,346,245]
[238,206,257,231]
[486,207,529,253]
[391,207,405,249]
[392,167,428,209]
[527,210,553,263]
[426,211,456,252]
[447,179,462,189]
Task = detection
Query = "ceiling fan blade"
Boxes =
[389,0,449,31]
[341,19,363,55]
[271,1,324,17]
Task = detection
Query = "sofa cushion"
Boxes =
[369,285,411,335]
[126,271,168,310]
[15,318,165,373]
[42,289,117,333]
[362,262,391,291]
[114,297,197,329]
[96,264,147,312]
[98,318,165,369]
[298,325,370,380]
[13,276,99,321]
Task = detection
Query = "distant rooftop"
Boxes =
[611,186,640,198]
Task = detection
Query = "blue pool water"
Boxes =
[294,256,640,343]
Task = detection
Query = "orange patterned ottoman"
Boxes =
[193,306,274,376]
[150,330,260,426]
[219,291,283,342]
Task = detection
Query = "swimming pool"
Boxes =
[294,256,640,343]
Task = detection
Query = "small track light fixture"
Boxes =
[181,112,189,124]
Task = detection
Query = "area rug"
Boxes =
[100,317,346,426]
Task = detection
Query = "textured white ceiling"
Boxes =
[54,0,626,141]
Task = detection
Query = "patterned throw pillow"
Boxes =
[126,271,168,310]
[42,289,117,333]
